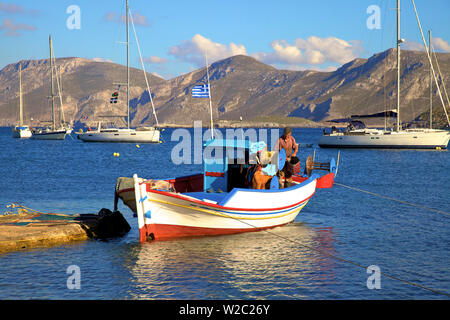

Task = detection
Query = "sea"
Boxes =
[0,126,448,300]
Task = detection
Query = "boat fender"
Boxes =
[278,149,286,171]
[270,177,279,190]
[305,155,313,177]
[329,158,336,174]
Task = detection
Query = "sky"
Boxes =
[0,0,449,79]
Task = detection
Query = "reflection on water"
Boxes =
[127,223,337,299]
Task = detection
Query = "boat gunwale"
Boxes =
[117,175,318,212]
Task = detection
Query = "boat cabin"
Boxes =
[202,139,281,193]
[122,138,286,201]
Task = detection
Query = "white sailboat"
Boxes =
[12,63,32,139]
[32,35,72,140]
[77,0,160,143]
[318,0,450,149]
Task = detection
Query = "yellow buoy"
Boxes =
[136,144,140,148]
[113,152,120,157]
[436,147,441,150]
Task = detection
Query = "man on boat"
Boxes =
[278,127,299,187]
[278,127,298,159]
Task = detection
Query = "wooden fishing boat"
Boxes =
[115,139,337,242]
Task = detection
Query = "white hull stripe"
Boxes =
[146,197,309,220]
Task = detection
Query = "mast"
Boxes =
[57,66,66,126]
[205,52,214,139]
[396,0,401,132]
[429,30,432,129]
[411,0,450,127]
[126,0,130,129]
[19,63,23,127]
[49,35,55,130]
[129,10,159,127]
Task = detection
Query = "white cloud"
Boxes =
[167,34,364,73]
[151,71,165,79]
[432,37,450,52]
[143,56,168,64]
[0,18,36,37]
[402,37,450,53]
[92,57,113,63]
[132,11,150,27]
[0,2,38,16]
[168,34,247,67]
[402,40,426,51]
[252,36,362,69]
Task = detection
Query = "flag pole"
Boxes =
[205,51,214,140]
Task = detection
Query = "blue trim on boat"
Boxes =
[219,174,318,207]
[183,192,228,203]
[199,200,308,216]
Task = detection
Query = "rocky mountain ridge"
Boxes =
[0,49,448,128]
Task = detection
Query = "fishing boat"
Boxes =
[319,0,450,149]
[115,139,337,242]
[32,35,72,140]
[12,63,32,139]
[76,0,160,143]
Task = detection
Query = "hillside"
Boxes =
[0,49,449,128]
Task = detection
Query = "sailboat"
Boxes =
[32,35,72,140]
[12,63,32,138]
[318,0,450,149]
[77,0,160,143]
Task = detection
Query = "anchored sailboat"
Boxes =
[32,35,72,140]
[319,0,449,149]
[77,0,160,143]
[12,63,32,139]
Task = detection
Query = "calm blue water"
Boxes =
[0,127,448,300]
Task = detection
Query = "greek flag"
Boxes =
[192,84,210,98]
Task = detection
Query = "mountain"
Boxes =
[0,49,449,128]
[0,57,165,127]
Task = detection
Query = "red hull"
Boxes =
[293,172,334,189]
[139,222,288,241]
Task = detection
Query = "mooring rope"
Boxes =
[196,184,450,299]
[334,182,450,217]
[223,212,450,298]
[1,203,91,225]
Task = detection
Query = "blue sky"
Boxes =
[1,0,449,79]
